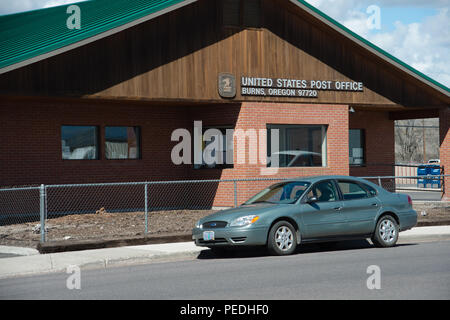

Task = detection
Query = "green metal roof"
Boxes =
[0,0,196,72]
[0,0,448,96]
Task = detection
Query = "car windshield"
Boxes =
[244,181,311,205]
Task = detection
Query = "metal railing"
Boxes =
[0,175,447,244]
[394,164,444,189]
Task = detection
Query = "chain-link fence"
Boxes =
[0,175,447,246]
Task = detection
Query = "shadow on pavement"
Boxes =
[197,239,417,260]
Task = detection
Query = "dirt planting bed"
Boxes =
[0,209,215,248]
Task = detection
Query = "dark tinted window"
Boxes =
[307,181,338,202]
[362,183,377,196]
[245,181,310,204]
[61,126,98,160]
[267,124,327,167]
[338,181,369,200]
[349,129,365,165]
[195,126,234,169]
[105,126,140,159]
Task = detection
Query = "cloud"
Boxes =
[305,0,450,87]
[370,8,450,86]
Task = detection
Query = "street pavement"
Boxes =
[0,238,449,300]
[0,226,449,280]
[0,226,450,299]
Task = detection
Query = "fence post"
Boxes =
[144,183,148,235]
[39,184,46,243]
[234,180,237,208]
[377,177,382,187]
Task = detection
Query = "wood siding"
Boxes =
[0,0,448,108]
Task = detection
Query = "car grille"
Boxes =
[198,238,228,244]
[202,221,227,228]
[231,237,247,243]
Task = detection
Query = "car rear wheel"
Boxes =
[372,215,399,248]
[267,221,297,256]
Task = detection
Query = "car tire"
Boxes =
[267,221,297,256]
[371,215,399,248]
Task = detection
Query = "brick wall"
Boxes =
[0,99,192,187]
[1,99,350,207]
[186,102,349,206]
[440,108,450,201]
[349,110,395,177]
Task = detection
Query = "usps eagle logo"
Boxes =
[218,73,236,98]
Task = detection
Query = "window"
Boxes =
[195,126,234,169]
[61,126,98,160]
[245,181,310,205]
[222,0,261,28]
[361,183,377,196]
[105,126,140,159]
[307,181,338,202]
[349,129,365,165]
[338,181,369,200]
[267,124,327,167]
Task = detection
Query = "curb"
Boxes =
[37,233,192,254]
[417,220,450,227]
[0,244,205,280]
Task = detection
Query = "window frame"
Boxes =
[360,182,378,197]
[301,179,341,204]
[194,125,234,169]
[104,126,141,160]
[267,124,328,168]
[61,125,100,160]
[336,179,375,201]
[349,128,366,166]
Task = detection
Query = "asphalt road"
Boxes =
[1,239,449,300]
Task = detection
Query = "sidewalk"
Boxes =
[1,226,450,279]
[0,241,204,279]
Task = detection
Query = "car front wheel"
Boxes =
[267,221,297,256]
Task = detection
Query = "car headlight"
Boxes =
[230,215,259,227]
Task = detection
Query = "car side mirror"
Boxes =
[307,196,318,203]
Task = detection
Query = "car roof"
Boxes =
[287,175,372,183]
[272,151,321,156]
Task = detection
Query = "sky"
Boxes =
[0,0,449,87]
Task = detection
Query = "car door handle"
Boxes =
[334,206,342,211]
[371,203,378,207]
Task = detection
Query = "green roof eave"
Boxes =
[0,0,198,74]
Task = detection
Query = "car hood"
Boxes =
[199,203,287,224]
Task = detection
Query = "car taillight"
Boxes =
[407,195,413,206]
